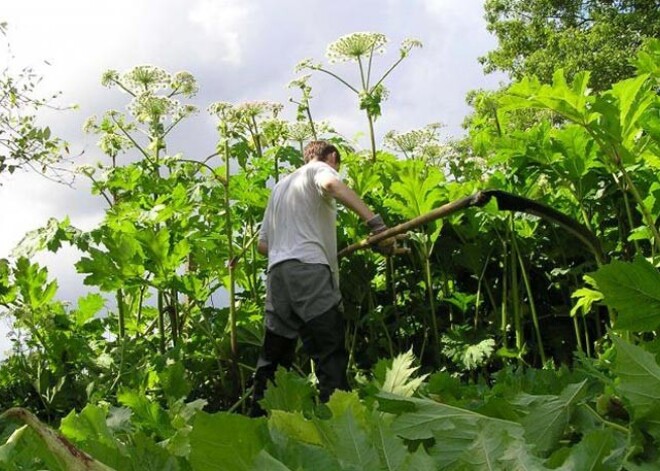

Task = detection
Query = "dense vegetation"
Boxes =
[0,12,659,471]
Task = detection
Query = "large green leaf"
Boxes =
[269,411,322,446]
[611,335,660,421]
[557,429,620,471]
[250,450,292,471]
[520,380,588,455]
[260,369,316,414]
[117,389,174,438]
[265,428,339,471]
[377,393,523,441]
[503,70,595,125]
[609,74,654,143]
[591,257,660,331]
[189,412,268,471]
[370,413,408,471]
[324,409,380,470]
[498,439,551,470]
[444,421,531,470]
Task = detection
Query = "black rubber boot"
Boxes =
[249,329,297,417]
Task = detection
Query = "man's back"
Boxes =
[260,161,340,277]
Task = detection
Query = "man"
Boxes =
[250,140,391,417]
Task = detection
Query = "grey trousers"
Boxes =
[250,260,348,416]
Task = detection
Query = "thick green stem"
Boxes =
[157,291,165,354]
[170,289,179,346]
[617,174,642,254]
[513,237,547,364]
[305,105,317,140]
[509,220,523,353]
[367,113,377,162]
[116,289,126,339]
[424,252,440,364]
[582,404,630,435]
[223,135,237,359]
[501,239,509,349]
[620,165,660,250]
[387,256,402,350]
[572,315,584,354]
[250,116,263,158]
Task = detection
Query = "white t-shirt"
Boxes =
[259,161,340,286]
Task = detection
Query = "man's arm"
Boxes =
[257,240,268,256]
[318,172,395,254]
[317,173,375,222]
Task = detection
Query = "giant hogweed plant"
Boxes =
[297,32,422,161]
[498,60,660,252]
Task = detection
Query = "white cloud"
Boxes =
[188,0,252,65]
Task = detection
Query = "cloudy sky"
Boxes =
[0,0,506,354]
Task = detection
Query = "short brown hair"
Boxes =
[303,140,329,163]
[303,140,341,166]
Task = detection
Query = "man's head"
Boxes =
[303,140,341,170]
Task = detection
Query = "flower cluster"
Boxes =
[326,32,388,63]
[128,94,185,124]
[207,101,236,120]
[399,38,423,58]
[234,101,283,119]
[287,120,333,142]
[294,59,321,73]
[287,74,312,91]
[262,118,289,145]
[287,121,315,142]
[384,123,443,158]
[122,66,170,94]
[170,71,199,97]
[101,66,199,99]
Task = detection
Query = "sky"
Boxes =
[0,0,506,355]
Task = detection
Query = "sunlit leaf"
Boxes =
[591,257,660,331]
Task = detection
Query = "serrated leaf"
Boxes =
[158,361,191,401]
[269,411,322,446]
[75,292,105,325]
[377,392,523,443]
[558,429,618,471]
[323,409,380,470]
[266,428,339,470]
[453,421,525,470]
[117,389,174,438]
[521,380,588,455]
[591,257,660,331]
[189,412,268,471]
[381,349,428,397]
[260,369,316,414]
[59,404,115,448]
[611,335,660,420]
[327,390,368,427]
[250,450,292,471]
[369,412,408,471]
[498,438,551,470]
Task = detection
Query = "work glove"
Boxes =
[366,214,396,255]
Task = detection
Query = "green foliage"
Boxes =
[481,0,660,91]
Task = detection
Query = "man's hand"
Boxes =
[366,214,396,255]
